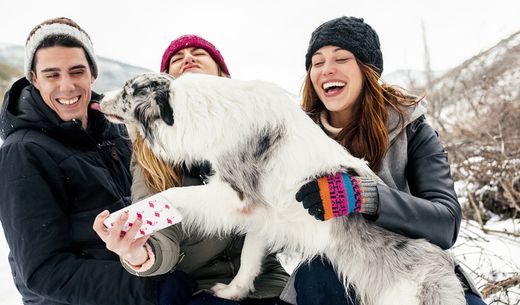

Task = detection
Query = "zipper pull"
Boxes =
[97,140,119,160]
[111,144,119,160]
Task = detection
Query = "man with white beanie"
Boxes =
[0,17,196,305]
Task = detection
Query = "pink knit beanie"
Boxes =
[160,35,230,76]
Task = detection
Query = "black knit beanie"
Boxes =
[305,16,383,75]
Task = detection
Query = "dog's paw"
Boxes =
[211,282,250,301]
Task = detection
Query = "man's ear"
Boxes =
[155,90,174,126]
[31,71,40,89]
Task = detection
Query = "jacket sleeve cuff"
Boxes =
[122,243,156,273]
[359,177,379,216]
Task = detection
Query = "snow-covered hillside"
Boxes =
[424,31,520,130]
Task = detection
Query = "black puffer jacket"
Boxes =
[0,78,159,305]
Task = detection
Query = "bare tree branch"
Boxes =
[481,276,520,299]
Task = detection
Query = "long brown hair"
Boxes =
[133,69,230,193]
[302,60,417,171]
[133,132,182,193]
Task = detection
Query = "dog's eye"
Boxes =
[130,85,149,97]
[135,89,148,96]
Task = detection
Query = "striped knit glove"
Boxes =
[296,172,378,221]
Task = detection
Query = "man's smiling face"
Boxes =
[32,45,94,129]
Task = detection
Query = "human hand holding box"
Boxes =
[103,193,183,239]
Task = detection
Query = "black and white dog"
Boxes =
[100,73,465,305]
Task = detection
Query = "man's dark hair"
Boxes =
[31,34,95,75]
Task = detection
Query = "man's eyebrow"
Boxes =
[40,65,87,73]
[40,67,60,73]
[69,64,88,70]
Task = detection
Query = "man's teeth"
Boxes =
[323,82,346,90]
[57,97,80,105]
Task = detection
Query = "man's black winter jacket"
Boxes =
[0,78,160,305]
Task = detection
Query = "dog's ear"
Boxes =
[155,89,174,126]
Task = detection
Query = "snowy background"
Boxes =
[1,0,520,95]
[0,227,19,304]
[454,219,520,304]
[1,0,520,304]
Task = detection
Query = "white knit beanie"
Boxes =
[24,19,98,82]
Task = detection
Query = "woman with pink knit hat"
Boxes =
[159,34,231,78]
[94,35,289,305]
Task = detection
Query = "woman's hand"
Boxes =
[93,210,150,266]
[296,172,370,221]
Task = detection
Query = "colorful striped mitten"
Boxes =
[296,172,378,221]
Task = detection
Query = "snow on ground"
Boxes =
[1,218,519,304]
[0,226,21,305]
[454,218,520,304]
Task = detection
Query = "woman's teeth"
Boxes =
[323,81,346,93]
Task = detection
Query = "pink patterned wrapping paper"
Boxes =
[103,194,183,239]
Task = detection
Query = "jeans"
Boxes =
[186,292,290,305]
[294,258,487,305]
[158,270,198,305]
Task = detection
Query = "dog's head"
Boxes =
[99,73,175,138]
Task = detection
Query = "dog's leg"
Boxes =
[159,182,245,234]
[212,233,267,300]
[161,183,269,300]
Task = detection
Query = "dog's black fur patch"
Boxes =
[128,75,174,141]
[186,160,215,185]
[394,239,408,250]
[156,91,174,125]
[218,124,286,204]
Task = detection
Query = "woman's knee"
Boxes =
[294,258,356,305]
[186,292,240,305]
[465,291,487,305]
